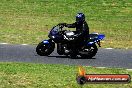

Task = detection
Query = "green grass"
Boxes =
[0,1,131,87]
[0,62,131,88]
[0,0,132,48]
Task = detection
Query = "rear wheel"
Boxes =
[80,44,98,58]
[36,42,55,56]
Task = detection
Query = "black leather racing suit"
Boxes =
[64,21,89,52]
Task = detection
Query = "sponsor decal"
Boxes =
[76,66,131,85]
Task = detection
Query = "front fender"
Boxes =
[42,40,50,44]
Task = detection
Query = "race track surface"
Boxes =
[0,44,132,69]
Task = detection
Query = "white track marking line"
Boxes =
[105,48,114,49]
[0,43,29,46]
[21,44,28,45]
[96,67,106,69]
[0,43,8,45]
[126,69,132,71]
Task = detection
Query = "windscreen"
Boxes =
[50,26,60,35]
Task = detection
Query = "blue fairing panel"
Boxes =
[42,40,49,44]
[87,34,105,45]
[98,34,105,40]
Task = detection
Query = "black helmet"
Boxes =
[76,13,85,23]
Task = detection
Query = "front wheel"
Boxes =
[36,42,55,56]
[80,44,98,58]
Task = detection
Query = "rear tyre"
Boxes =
[36,42,55,56]
[80,44,98,58]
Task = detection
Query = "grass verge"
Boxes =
[0,62,131,88]
[0,0,132,48]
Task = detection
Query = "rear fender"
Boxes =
[98,34,105,40]
[87,34,105,46]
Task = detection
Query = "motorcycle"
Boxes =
[36,24,105,58]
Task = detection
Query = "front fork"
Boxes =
[97,40,101,47]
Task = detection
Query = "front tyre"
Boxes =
[36,42,55,56]
[80,44,98,58]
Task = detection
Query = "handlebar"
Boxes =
[57,24,65,28]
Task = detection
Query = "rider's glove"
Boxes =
[58,23,67,26]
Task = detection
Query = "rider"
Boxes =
[59,12,89,42]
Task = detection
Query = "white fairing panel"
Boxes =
[66,32,74,36]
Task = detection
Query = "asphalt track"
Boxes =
[0,44,132,69]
